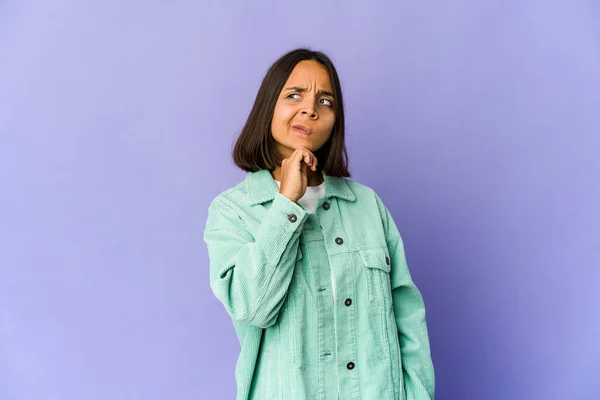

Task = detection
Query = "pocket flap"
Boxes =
[359,246,391,272]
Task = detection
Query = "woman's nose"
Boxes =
[301,107,317,119]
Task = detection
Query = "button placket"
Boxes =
[315,196,359,387]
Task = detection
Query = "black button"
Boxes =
[323,201,330,210]
[344,298,352,306]
[335,237,343,245]
[346,361,355,370]
[385,256,390,265]
[288,214,297,223]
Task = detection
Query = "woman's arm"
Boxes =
[376,193,436,399]
[204,192,308,329]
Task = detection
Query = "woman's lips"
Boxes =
[292,126,311,135]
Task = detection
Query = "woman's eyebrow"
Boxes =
[285,86,335,98]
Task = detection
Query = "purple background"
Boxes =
[1,1,599,399]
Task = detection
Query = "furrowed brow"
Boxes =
[285,86,335,98]
[285,86,308,93]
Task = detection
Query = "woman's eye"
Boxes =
[320,98,333,107]
[287,93,300,99]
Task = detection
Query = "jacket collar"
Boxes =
[246,169,356,206]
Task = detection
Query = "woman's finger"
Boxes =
[292,147,309,164]
[304,152,312,166]
[291,146,317,170]
[289,147,303,165]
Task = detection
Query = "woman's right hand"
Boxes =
[279,146,318,203]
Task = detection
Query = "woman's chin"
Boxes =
[293,138,314,149]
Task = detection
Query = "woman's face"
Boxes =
[270,60,336,160]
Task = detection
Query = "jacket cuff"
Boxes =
[264,192,309,233]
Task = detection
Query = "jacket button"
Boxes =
[323,201,330,210]
[385,256,390,265]
[335,237,343,245]
[346,361,355,370]
[344,298,352,306]
[288,214,297,223]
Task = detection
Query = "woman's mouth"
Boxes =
[292,125,311,135]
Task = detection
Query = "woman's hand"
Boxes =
[279,146,318,203]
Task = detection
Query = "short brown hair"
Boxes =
[232,48,350,177]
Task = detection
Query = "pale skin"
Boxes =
[269,60,336,203]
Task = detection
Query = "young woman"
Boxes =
[204,48,435,400]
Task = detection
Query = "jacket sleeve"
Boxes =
[203,192,308,329]
[375,193,436,400]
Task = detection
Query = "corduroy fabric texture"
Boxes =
[204,169,435,400]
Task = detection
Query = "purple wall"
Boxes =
[1,1,598,399]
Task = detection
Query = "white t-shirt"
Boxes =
[274,179,325,214]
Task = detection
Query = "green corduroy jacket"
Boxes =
[204,168,435,400]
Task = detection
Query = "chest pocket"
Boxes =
[359,246,392,310]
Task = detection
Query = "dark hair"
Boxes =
[232,48,350,177]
